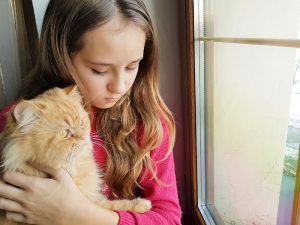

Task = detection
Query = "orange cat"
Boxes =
[0,86,151,225]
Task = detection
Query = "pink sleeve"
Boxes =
[116,122,182,225]
[0,103,16,132]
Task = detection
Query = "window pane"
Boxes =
[211,0,300,39]
[206,42,300,225]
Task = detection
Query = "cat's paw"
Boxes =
[133,198,152,213]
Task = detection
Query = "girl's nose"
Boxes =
[108,73,126,94]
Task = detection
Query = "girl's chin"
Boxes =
[92,102,116,109]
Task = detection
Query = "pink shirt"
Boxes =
[0,104,182,225]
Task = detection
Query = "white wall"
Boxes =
[32,0,49,36]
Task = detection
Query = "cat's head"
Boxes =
[12,85,91,168]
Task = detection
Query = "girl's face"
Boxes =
[71,13,146,109]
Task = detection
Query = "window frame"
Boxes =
[292,145,300,224]
[182,0,206,224]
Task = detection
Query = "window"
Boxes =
[188,0,300,224]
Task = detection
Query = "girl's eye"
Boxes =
[126,67,137,71]
[126,64,139,71]
[91,68,106,75]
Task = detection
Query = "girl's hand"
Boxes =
[0,164,91,225]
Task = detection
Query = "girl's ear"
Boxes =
[13,100,41,127]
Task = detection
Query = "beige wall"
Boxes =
[145,0,187,213]
[0,0,21,108]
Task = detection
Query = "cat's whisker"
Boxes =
[90,136,103,141]
[90,140,103,145]
[92,135,110,141]
[90,136,107,141]
[90,134,102,139]
[72,93,102,116]
[90,132,109,139]
[90,142,103,147]
[90,134,99,138]
[59,152,74,190]
[90,132,103,136]
[91,142,106,149]
[82,93,103,108]
[90,135,111,142]
[90,137,107,144]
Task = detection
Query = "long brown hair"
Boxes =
[20,0,175,198]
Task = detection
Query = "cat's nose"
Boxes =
[75,131,86,140]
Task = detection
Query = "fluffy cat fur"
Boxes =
[0,86,151,225]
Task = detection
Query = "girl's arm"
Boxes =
[0,165,120,225]
[116,122,182,225]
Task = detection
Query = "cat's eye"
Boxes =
[62,129,72,138]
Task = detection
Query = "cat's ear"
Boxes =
[13,100,41,127]
[64,85,80,97]
[64,85,83,104]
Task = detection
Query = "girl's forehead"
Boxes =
[79,17,146,64]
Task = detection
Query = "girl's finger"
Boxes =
[27,161,71,182]
[2,171,40,190]
[53,169,71,182]
[0,180,24,203]
[0,197,23,213]
[27,161,62,180]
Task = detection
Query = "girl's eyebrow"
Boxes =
[87,58,143,66]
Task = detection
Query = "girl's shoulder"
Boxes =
[0,102,17,132]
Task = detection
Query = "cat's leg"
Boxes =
[97,198,152,213]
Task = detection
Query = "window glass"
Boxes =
[194,0,300,224]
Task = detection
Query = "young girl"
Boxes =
[0,0,182,224]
